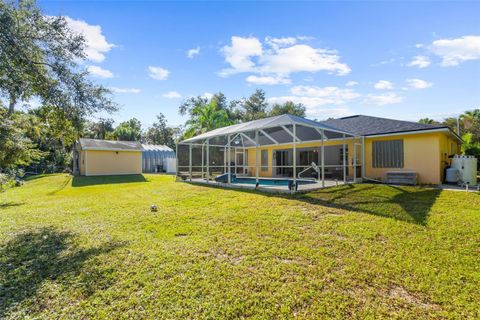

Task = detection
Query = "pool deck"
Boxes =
[186,177,349,193]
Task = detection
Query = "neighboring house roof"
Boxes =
[320,115,456,137]
[79,138,142,151]
[141,144,174,152]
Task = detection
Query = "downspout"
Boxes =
[360,135,383,183]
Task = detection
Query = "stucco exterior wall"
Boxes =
[243,132,460,184]
[82,150,142,176]
[364,133,439,184]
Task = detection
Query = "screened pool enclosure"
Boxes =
[176,114,364,192]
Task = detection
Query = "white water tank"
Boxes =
[451,155,478,186]
[445,167,459,183]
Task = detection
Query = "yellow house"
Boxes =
[178,114,461,187]
[73,138,143,176]
[243,115,460,184]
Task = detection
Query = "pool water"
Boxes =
[234,177,316,186]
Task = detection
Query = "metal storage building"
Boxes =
[141,144,176,173]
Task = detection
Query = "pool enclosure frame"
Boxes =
[176,114,364,191]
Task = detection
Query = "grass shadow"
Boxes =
[47,175,72,195]
[72,174,147,187]
[0,202,24,210]
[0,227,124,317]
[23,174,50,182]
[185,182,441,225]
[295,185,442,225]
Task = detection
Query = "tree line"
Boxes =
[0,0,305,178]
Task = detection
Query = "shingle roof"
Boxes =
[320,115,450,136]
[79,138,142,151]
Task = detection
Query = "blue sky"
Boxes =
[40,1,480,128]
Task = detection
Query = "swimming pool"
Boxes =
[234,177,316,186]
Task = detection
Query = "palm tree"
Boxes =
[460,109,480,130]
[418,118,438,125]
[183,100,234,139]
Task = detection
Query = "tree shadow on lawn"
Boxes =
[47,175,72,195]
[295,184,442,225]
[187,182,441,225]
[0,227,124,318]
[24,174,50,182]
[72,174,147,187]
[0,202,24,210]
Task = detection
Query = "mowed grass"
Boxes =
[0,174,479,319]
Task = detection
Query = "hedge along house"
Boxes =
[176,114,461,191]
[73,138,143,176]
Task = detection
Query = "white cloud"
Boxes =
[365,92,403,106]
[245,75,290,85]
[345,81,358,87]
[65,17,115,62]
[406,78,433,89]
[87,65,113,78]
[407,55,431,68]
[219,36,351,82]
[265,36,297,49]
[374,80,394,90]
[202,92,214,99]
[290,85,360,100]
[148,66,170,80]
[110,87,141,94]
[220,36,263,76]
[260,45,351,76]
[268,85,359,117]
[429,35,480,66]
[187,47,200,58]
[162,91,182,98]
[305,108,352,119]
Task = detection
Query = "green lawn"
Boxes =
[1,174,479,319]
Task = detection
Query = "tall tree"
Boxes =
[443,117,463,136]
[26,105,76,170]
[183,100,233,139]
[418,118,439,125]
[460,109,480,133]
[84,118,115,140]
[111,118,142,141]
[0,0,116,117]
[240,89,268,121]
[0,108,43,171]
[269,101,306,117]
[144,113,178,149]
[180,92,241,121]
